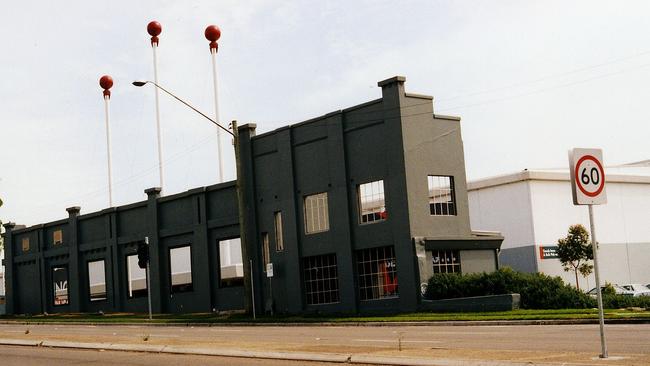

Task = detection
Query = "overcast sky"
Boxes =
[1,0,649,226]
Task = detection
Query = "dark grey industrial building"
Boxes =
[2,76,503,315]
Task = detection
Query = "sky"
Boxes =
[1,0,649,226]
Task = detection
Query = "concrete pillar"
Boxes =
[237,123,264,313]
[66,206,81,312]
[2,222,16,314]
[144,187,163,313]
[326,113,358,313]
[378,76,420,311]
[105,209,120,311]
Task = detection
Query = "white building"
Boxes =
[467,161,650,290]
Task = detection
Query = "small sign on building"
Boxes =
[266,263,274,278]
[539,246,559,259]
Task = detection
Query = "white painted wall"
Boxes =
[530,179,650,288]
[468,171,650,289]
[459,250,496,274]
[468,180,534,250]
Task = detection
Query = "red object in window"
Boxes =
[381,261,398,294]
[379,210,387,220]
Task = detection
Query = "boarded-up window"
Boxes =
[304,193,329,234]
[21,238,30,252]
[53,230,63,245]
[262,233,270,270]
[274,211,284,252]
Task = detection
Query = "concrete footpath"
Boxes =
[0,322,648,366]
[0,338,581,366]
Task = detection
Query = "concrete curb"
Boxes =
[0,338,567,366]
[0,318,649,327]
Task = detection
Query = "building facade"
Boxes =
[2,76,502,315]
[468,164,650,290]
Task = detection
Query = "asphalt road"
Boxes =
[0,345,368,366]
[0,323,649,365]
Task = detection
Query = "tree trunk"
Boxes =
[574,270,580,290]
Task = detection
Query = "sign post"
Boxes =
[266,263,274,316]
[144,236,153,321]
[569,148,607,358]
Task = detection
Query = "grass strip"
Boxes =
[1,308,649,324]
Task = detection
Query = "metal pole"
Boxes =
[269,276,273,316]
[104,95,113,207]
[152,42,164,192]
[589,204,607,358]
[145,236,153,321]
[210,48,224,182]
[250,260,256,319]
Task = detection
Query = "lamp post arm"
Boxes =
[138,81,234,137]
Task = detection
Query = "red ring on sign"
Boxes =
[575,155,605,197]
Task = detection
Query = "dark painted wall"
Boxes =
[2,76,500,315]
[2,182,244,315]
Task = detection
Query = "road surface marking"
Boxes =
[352,339,441,344]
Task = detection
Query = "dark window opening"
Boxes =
[219,238,244,287]
[52,266,69,306]
[127,254,147,298]
[302,254,339,305]
[170,246,193,293]
[88,260,107,302]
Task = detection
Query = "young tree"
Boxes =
[556,224,593,290]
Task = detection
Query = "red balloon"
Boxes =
[99,75,113,90]
[147,21,162,37]
[205,25,221,42]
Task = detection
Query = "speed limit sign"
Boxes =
[569,148,607,205]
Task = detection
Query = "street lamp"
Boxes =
[132,80,254,316]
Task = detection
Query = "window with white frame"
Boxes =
[274,211,284,251]
[358,180,386,224]
[303,253,340,305]
[432,249,461,273]
[427,175,456,216]
[356,246,398,301]
[304,193,329,234]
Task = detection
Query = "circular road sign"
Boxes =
[574,154,605,197]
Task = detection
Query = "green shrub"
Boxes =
[602,295,650,309]
[425,267,595,309]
